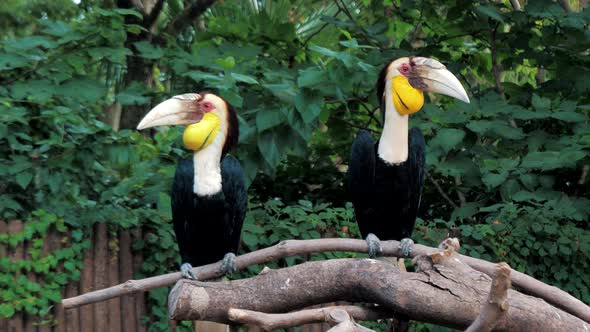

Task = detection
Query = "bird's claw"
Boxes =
[365,233,383,258]
[220,252,236,275]
[180,262,197,280]
[399,238,414,257]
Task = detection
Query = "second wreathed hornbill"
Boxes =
[137,92,246,279]
[348,57,470,258]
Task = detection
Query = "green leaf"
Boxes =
[521,151,586,170]
[215,56,236,70]
[475,5,504,22]
[257,132,281,168]
[16,172,33,189]
[294,92,324,124]
[230,73,258,85]
[113,8,143,19]
[482,173,507,189]
[0,53,32,71]
[256,109,285,132]
[184,71,224,84]
[532,94,551,111]
[133,41,164,59]
[0,303,15,318]
[116,83,150,106]
[430,128,465,153]
[297,68,325,88]
[550,112,586,122]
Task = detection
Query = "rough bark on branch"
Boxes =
[61,238,590,325]
[228,305,388,331]
[168,257,588,331]
[465,262,511,332]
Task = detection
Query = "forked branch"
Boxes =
[61,238,590,325]
[168,242,588,331]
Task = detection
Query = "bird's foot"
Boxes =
[180,262,197,280]
[399,238,414,257]
[220,252,236,275]
[365,233,383,258]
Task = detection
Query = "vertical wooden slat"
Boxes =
[8,220,25,332]
[119,230,136,332]
[49,227,65,332]
[64,283,79,332]
[79,226,95,332]
[94,223,108,332]
[24,236,38,332]
[107,228,121,332]
[132,228,146,332]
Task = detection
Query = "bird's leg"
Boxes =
[219,252,236,275]
[399,238,414,257]
[180,262,197,280]
[365,233,383,258]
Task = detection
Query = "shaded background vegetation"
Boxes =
[1,0,589,330]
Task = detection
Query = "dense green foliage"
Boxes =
[1,0,589,330]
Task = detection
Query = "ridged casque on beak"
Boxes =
[410,57,470,103]
[137,93,204,130]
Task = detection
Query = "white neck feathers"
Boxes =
[192,115,227,196]
[378,75,409,165]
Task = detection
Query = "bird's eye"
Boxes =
[202,102,214,112]
[401,64,410,73]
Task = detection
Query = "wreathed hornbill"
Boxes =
[137,92,246,279]
[348,57,469,258]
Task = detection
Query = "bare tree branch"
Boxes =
[465,262,511,332]
[579,164,589,185]
[129,0,145,14]
[425,171,460,209]
[168,248,588,331]
[164,0,217,35]
[454,175,467,207]
[228,305,388,331]
[143,0,166,29]
[61,238,590,325]
[559,0,575,12]
[326,310,375,332]
[509,0,522,11]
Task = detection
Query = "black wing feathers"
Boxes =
[171,158,196,264]
[348,127,426,240]
[348,130,377,234]
[170,155,246,267]
[220,155,247,254]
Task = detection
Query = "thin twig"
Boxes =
[61,238,590,324]
[228,305,387,331]
[426,171,459,209]
[341,120,379,134]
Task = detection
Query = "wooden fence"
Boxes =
[1,220,335,332]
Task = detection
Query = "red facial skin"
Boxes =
[198,101,215,113]
[398,63,412,77]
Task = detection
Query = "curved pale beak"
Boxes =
[137,93,203,130]
[410,57,470,103]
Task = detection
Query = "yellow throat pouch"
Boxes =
[183,112,221,151]
[392,76,424,115]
